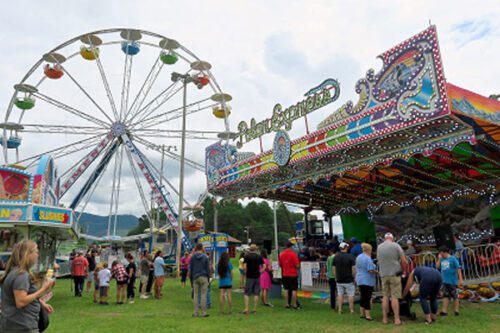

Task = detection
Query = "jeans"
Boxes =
[74,276,85,296]
[419,281,441,315]
[193,276,209,315]
[328,278,336,309]
[127,277,136,299]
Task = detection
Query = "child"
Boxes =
[238,252,245,289]
[437,245,464,316]
[93,265,102,303]
[98,263,111,305]
[111,260,128,304]
[260,249,273,307]
[217,252,233,314]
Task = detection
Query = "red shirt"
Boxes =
[71,256,89,277]
[279,249,299,277]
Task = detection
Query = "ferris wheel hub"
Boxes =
[111,122,127,137]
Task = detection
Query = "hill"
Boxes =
[76,212,139,237]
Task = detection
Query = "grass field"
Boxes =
[45,271,499,333]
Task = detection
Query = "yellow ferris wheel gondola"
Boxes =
[80,46,99,61]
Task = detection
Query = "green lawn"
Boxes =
[46,275,499,333]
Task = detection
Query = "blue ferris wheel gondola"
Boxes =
[1,136,22,149]
[121,41,140,55]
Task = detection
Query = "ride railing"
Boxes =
[406,242,500,284]
[299,242,500,292]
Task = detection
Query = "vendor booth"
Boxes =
[0,156,77,273]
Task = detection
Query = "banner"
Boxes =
[31,205,72,226]
[0,204,28,222]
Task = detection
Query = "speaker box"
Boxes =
[263,240,272,254]
[433,225,455,250]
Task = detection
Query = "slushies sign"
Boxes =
[236,79,340,148]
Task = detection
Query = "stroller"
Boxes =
[399,275,417,320]
[387,275,416,320]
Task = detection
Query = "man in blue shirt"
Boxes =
[437,245,464,316]
[350,238,362,257]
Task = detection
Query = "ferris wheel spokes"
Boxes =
[33,91,110,127]
[123,54,164,123]
[15,133,104,168]
[133,128,221,140]
[111,145,125,236]
[126,80,182,126]
[134,136,204,172]
[45,54,115,124]
[119,51,134,121]
[132,97,215,130]
[21,124,109,136]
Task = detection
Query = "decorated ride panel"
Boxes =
[207,26,476,199]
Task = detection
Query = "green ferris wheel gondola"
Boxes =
[14,97,35,110]
[160,51,178,65]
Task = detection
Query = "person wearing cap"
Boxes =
[378,232,407,325]
[71,250,89,297]
[333,242,356,314]
[350,237,362,257]
[404,240,417,255]
[242,244,264,314]
[279,242,300,309]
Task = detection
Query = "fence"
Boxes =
[300,242,500,292]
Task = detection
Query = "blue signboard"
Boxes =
[0,204,28,222]
[31,205,72,226]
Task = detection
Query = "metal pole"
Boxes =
[273,201,279,253]
[213,197,218,233]
[176,79,188,276]
[158,145,164,227]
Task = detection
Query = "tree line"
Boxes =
[128,196,303,246]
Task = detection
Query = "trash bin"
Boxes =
[270,278,282,299]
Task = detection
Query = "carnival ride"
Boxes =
[206,26,499,242]
[0,29,233,254]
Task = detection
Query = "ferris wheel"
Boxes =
[1,28,233,249]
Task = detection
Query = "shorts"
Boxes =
[140,274,149,285]
[94,282,99,291]
[442,283,458,300]
[336,283,355,296]
[155,275,165,286]
[381,276,402,299]
[117,280,128,286]
[99,286,108,297]
[244,278,261,296]
[87,271,94,282]
[282,276,298,291]
[219,285,232,289]
[239,268,245,275]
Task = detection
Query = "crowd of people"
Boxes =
[0,232,467,331]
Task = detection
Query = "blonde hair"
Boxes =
[361,243,372,253]
[0,240,37,285]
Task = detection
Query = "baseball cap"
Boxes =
[384,232,394,239]
[339,242,349,250]
[351,237,358,243]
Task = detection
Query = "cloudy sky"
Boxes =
[0,1,498,233]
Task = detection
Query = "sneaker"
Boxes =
[454,311,459,316]
[129,300,135,304]
[140,295,149,299]
[439,312,448,316]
